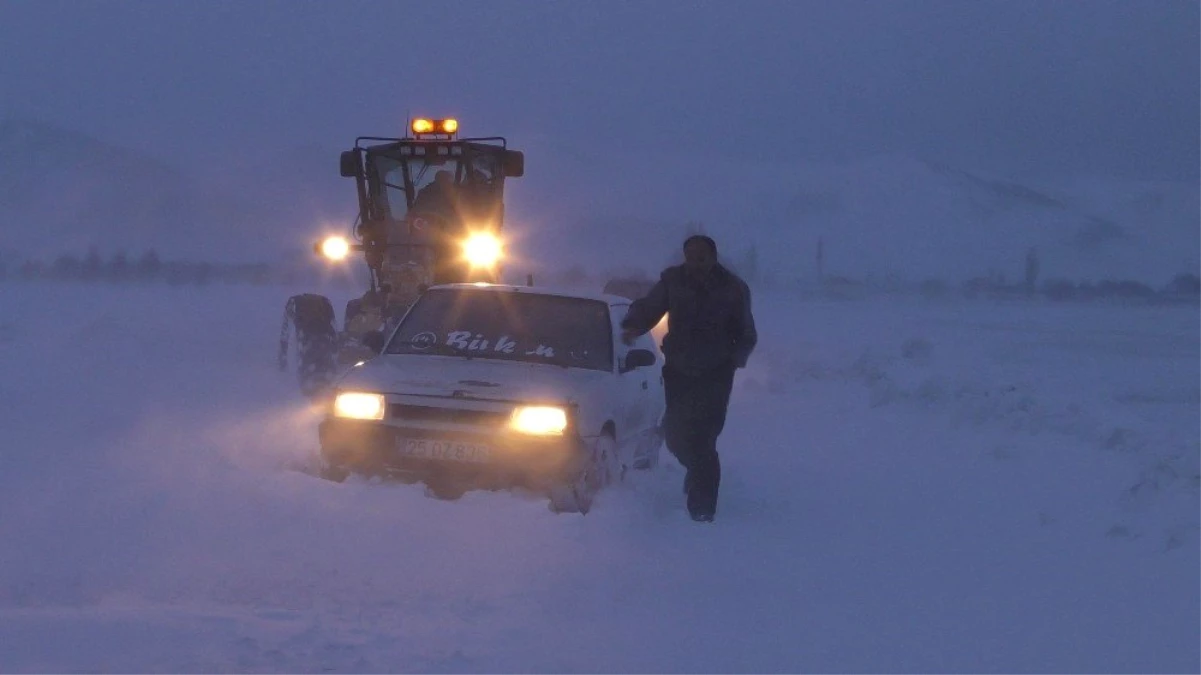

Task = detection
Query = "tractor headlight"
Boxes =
[319,236,351,261]
[333,392,386,420]
[463,232,503,268]
[509,406,568,436]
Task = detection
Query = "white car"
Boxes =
[319,283,666,513]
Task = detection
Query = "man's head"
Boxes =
[683,235,718,277]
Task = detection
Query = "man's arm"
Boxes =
[732,280,758,368]
[620,273,670,342]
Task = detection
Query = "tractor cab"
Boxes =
[337,118,524,291]
[280,119,526,389]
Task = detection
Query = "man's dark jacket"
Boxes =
[621,263,757,375]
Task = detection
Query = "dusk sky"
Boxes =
[2,0,1198,182]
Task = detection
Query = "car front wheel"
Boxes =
[632,426,663,470]
[548,434,617,515]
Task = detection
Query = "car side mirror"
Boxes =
[503,150,524,178]
[361,329,385,354]
[621,348,656,373]
[340,150,361,178]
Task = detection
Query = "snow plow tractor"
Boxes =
[279,118,525,396]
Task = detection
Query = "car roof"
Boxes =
[428,282,632,307]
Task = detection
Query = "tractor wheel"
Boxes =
[343,298,363,332]
[284,294,338,397]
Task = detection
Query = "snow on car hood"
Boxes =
[336,354,609,405]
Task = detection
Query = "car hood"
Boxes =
[337,354,609,405]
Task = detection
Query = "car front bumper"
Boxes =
[319,418,591,488]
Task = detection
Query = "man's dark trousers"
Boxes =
[662,363,736,517]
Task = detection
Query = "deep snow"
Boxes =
[0,282,1196,673]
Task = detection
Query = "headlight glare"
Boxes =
[333,392,385,420]
[319,236,351,261]
[510,406,568,435]
[463,232,503,268]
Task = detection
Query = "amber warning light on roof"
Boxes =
[411,118,458,135]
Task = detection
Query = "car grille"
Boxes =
[389,404,510,427]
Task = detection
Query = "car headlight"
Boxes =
[509,405,568,435]
[333,392,386,420]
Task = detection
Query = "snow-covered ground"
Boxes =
[0,282,1196,673]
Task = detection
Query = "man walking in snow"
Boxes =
[621,235,757,522]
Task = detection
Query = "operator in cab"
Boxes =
[410,169,464,283]
[411,170,459,223]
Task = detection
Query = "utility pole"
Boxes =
[816,236,825,286]
[1025,246,1040,295]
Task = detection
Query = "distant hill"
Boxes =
[759,156,1143,283]
[1,118,180,257]
[2,119,1195,286]
[768,156,1198,284]
[0,118,350,264]
[511,145,1198,286]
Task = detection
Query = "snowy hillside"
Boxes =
[0,119,339,263]
[0,118,181,256]
[1047,175,1201,277]
[513,147,1199,287]
[774,157,1198,284]
[2,119,1196,286]
[0,282,1196,672]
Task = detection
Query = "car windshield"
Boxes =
[385,288,613,371]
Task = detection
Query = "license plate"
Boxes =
[396,438,492,464]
